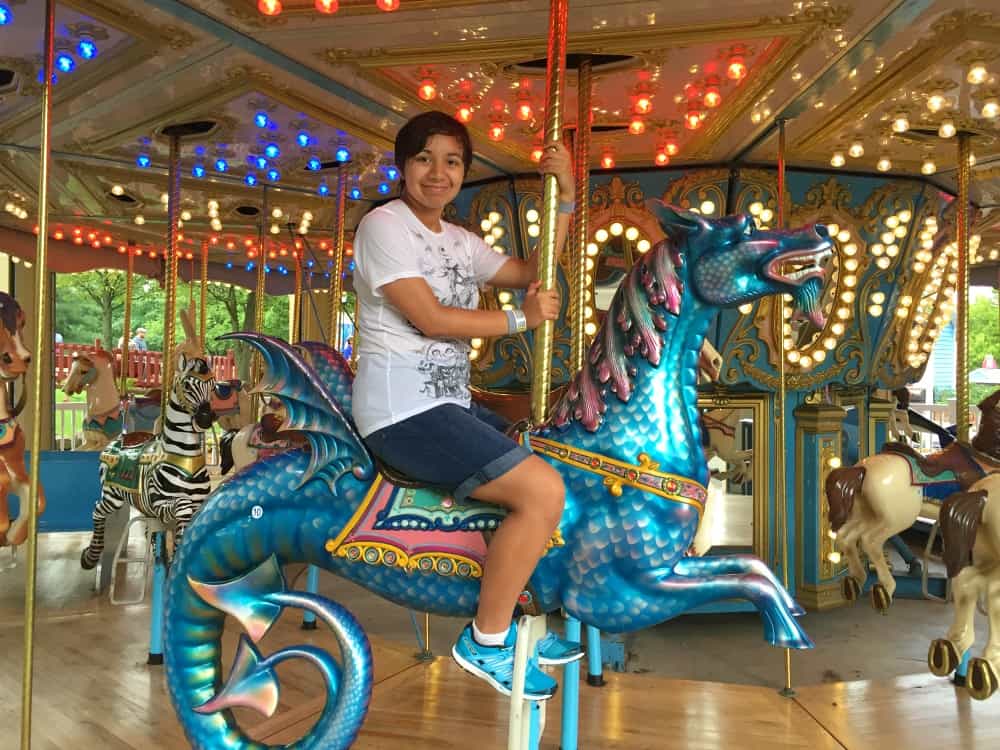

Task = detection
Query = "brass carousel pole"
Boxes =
[200,240,209,344]
[327,164,348,349]
[530,0,568,426]
[569,56,593,372]
[511,2,567,748]
[292,246,302,343]
[120,242,135,397]
[21,3,55,746]
[955,133,971,444]
[161,135,183,417]
[775,118,794,698]
[253,187,268,419]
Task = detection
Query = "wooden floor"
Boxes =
[2,535,998,749]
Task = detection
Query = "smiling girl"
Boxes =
[352,111,581,699]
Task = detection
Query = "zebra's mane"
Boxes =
[548,238,684,432]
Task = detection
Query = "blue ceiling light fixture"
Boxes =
[386,166,399,181]
[194,145,206,156]
[307,156,322,171]
[246,261,255,271]
[267,168,280,182]
[77,37,98,59]
[254,156,268,170]
[264,265,271,274]
[377,182,390,194]
[215,158,228,172]
[55,53,75,74]
[348,187,362,200]
[245,173,258,187]
[335,146,351,163]
[317,181,330,196]
[225,261,233,270]
[264,143,280,158]
[136,154,151,168]
[306,260,314,268]
[297,131,311,148]
[192,163,206,178]
[254,112,270,128]
[0,4,11,25]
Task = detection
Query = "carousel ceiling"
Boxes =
[0,0,997,275]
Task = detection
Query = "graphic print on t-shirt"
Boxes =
[417,340,470,399]
[421,239,478,309]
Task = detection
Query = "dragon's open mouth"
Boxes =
[766,248,832,285]
[765,245,832,328]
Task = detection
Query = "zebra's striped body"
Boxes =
[81,356,217,569]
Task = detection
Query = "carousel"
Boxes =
[1,1,999,748]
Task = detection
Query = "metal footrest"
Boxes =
[109,516,168,606]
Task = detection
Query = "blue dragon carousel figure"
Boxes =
[164,203,831,749]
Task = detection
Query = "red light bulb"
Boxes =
[258,0,282,16]
[517,101,533,121]
[703,76,722,108]
[600,150,615,169]
[634,95,652,115]
[685,103,703,130]
[655,150,670,166]
[315,0,338,11]
[628,116,645,135]
[456,104,473,123]
[665,140,679,156]
[727,55,747,81]
[531,146,544,162]
[418,78,437,101]
[54,230,64,240]
[488,122,505,142]
[376,0,399,11]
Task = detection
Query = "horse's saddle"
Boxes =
[882,441,999,490]
[84,407,124,438]
[101,437,155,491]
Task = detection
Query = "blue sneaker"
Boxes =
[451,624,558,701]
[535,630,584,666]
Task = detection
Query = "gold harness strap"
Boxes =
[526,435,707,517]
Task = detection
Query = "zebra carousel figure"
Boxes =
[80,310,217,570]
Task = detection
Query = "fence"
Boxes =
[54,342,238,390]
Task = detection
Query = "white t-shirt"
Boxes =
[352,199,509,437]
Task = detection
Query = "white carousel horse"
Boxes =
[827,389,1000,611]
[61,346,124,450]
[929,470,1000,700]
[696,340,753,484]
[80,309,217,568]
[0,292,44,549]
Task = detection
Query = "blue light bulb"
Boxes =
[307,156,322,171]
[264,265,271,274]
[77,38,98,59]
[349,187,362,200]
[194,145,206,156]
[245,173,258,187]
[297,131,310,148]
[0,5,11,25]
[335,147,351,163]
[255,156,268,170]
[267,169,280,182]
[318,182,330,196]
[136,154,151,168]
[386,166,399,180]
[55,53,75,74]
[254,112,269,128]
[246,262,255,271]
[192,164,205,178]
[306,260,314,268]
[264,143,280,158]
[377,182,390,194]
[215,158,228,172]
[225,261,233,270]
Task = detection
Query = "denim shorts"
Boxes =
[363,402,533,502]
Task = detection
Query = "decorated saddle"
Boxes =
[100,437,154,492]
[882,441,1000,502]
[84,406,124,439]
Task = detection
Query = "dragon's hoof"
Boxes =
[842,576,861,603]
[968,658,999,701]
[870,583,891,614]
[927,639,959,677]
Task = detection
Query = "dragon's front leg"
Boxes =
[673,555,805,616]
[634,562,813,649]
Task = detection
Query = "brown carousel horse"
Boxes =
[827,389,1000,611]
[0,292,43,548]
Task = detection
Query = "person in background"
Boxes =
[130,327,148,352]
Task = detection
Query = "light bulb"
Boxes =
[830,152,845,167]
[967,60,988,85]
[927,91,946,112]
[848,141,864,158]
[921,158,936,175]
[258,0,282,15]
[877,156,892,172]
[891,113,909,133]
[983,97,999,118]
[938,119,956,138]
